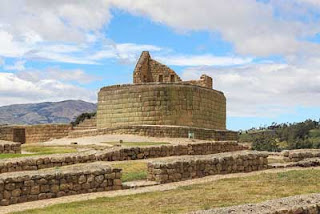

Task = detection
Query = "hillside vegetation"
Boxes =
[239,119,320,151]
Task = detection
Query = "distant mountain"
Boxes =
[0,100,97,125]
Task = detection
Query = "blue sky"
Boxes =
[0,0,320,130]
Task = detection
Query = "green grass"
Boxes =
[0,145,77,160]
[22,145,77,155]
[101,142,170,147]
[0,153,36,159]
[238,133,252,143]
[111,161,147,182]
[13,169,320,214]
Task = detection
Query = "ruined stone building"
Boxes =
[95,51,237,140]
[0,51,237,143]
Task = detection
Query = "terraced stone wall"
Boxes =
[0,124,72,144]
[24,124,72,143]
[0,140,21,154]
[0,127,14,142]
[147,151,268,183]
[0,142,246,174]
[0,162,122,206]
[281,149,320,162]
[68,125,238,141]
[97,83,226,130]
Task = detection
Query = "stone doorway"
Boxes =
[13,128,26,144]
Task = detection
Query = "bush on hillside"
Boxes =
[251,134,280,152]
[71,112,96,127]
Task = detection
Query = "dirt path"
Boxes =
[2,166,320,214]
[44,134,205,146]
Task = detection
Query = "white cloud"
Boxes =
[156,55,252,66]
[17,67,99,84]
[182,62,320,117]
[0,0,111,43]
[0,72,96,106]
[110,0,320,57]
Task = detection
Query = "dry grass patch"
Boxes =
[14,169,320,214]
[22,145,77,155]
[0,145,78,159]
[111,161,147,182]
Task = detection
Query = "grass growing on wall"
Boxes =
[14,169,320,214]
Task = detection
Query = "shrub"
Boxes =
[71,112,96,127]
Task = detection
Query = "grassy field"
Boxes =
[102,142,170,147]
[14,169,320,214]
[0,145,77,159]
[22,145,77,154]
[111,161,147,182]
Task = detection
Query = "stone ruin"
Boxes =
[70,51,237,141]
[0,51,237,143]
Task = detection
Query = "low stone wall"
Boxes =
[69,125,238,141]
[0,124,72,144]
[271,157,320,169]
[0,142,246,174]
[282,149,320,162]
[0,162,122,206]
[0,127,14,142]
[24,124,72,143]
[0,141,21,154]
[192,193,320,214]
[73,116,96,130]
[95,141,246,161]
[147,151,268,183]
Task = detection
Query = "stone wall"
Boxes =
[0,142,246,174]
[147,151,268,183]
[95,141,246,161]
[0,141,21,154]
[0,124,72,144]
[97,83,226,130]
[0,162,122,206]
[193,193,320,214]
[0,127,14,142]
[133,51,182,84]
[184,75,213,89]
[69,125,238,141]
[24,124,72,143]
[74,116,96,130]
[281,149,320,162]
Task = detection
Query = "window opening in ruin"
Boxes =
[143,75,147,82]
[159,75,163,82]
[170,75,175,82]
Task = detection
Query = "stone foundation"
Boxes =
[0,141,21,154]
[97,83,226,130]
[147,151,268,183]
[0,162,122,206]
[0,142,246,174]
[68,125,238,141]
[0,124,72,144]
[281,149,320,162]
[192,193,320,214]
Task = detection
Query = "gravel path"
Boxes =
[2,166,320,214]
[44,134,205,146]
